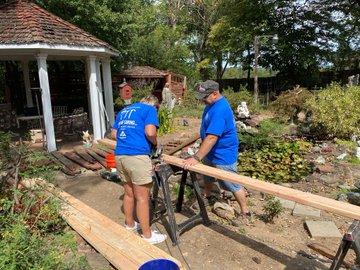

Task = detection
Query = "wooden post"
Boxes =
[36,54,56,152]
[96,60,106,136]
[102,58,115,126]
[22,60,34,108]
[87,56,102,140]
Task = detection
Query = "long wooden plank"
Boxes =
[74,146,97,164]
[85,149,107,167]
[165,133,200,155]
[91,147,109,158]
[64,151,102,171]
[98,138,116,150]
[162,154,360,220]
[51,151,81,173]
[23,179,184,270]
[307,243,352,268]
[95,144,114,154]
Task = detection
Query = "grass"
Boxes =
[335,139,357,151]
[173,103,204,119]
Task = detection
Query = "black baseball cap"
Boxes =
[196,80,219,99]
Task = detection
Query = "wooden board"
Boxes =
[162,154,360,220]
[98,138,116,150]
[86,149,107,167]
[74,146,97,163]
[22,179,184,270]
[165,133,200,155]
[63,151,102,171]
[51,151,81,174]
[91,147,109,158]
[95,144,114,154]
[307,243,352,268]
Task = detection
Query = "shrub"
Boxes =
[173,88,204,118]
[238,140,312,183]
[158,107,173,135]
[262,196,283,223]
[239,119,287,151]
[270,87,313,122]
[222,87,261,113]
[305,83,360,139]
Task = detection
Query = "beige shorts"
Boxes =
[115,155,153,185]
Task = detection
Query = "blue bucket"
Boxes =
[139,259,180,270]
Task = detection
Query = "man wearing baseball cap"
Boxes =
[183,80,250,222]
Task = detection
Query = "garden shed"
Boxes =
[113,65,186,102]
[0,0,119,151]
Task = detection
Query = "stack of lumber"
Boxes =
[50,144,114,175]
[24,179,184,270]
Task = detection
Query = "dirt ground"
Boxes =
[52,117,359,270]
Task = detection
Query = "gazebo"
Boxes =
[0,0,118,151]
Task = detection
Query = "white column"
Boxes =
[36,54,56,152]
[87,56,102,140]
[101,58,115,126]
[95,60,106,136]
[22,60,34,108]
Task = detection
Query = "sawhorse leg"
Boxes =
[330,220,360,270]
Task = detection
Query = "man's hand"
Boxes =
[182,156,199,170]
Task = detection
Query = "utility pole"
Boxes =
[253,36,260,103]
[253,34,278,104]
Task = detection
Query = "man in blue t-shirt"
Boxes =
[111,95,167,244]
[183,80,250,220]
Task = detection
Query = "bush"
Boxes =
[270,87,313,122]
[222,87,261,114]
[262,196,283,223]
[305,83,360,139]
[173,88,204,118]
[238,140,312,183]
[158,107,173,135]
[239,119,287,151]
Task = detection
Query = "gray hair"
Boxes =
[140,94,159,107]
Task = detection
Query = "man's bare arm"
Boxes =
[145,124,157,146]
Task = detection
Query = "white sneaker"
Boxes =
[142,230,167,244]
[125,221,140,232]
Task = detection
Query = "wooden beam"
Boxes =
[23,179,184,270]
[51,151,81,174]
[64,151,102,171]
[91,147,109,158]
[85,149,107,167]
[165,133,200,155]
[98,138,116,150]
[162,155,360,220]
[74,146,97,164]
[307,243,352,268]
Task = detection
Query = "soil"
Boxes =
[54,116,359,270]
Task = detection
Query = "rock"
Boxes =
[321,145,334,153]
[315,164,335,174]
[336,153,347,160]
[213,202,235,220]
[252,257,262,264]
[292,204,321,218]
[315,156,326,165]
[312,146,322,153]
[355,181,360,190]
[276,197,296,210]
[356,147,360,159]
[182,119,189,126]
[347,192,360,206]
[319,175,339,185]
[305,220,342,238]
[337,193,348,202]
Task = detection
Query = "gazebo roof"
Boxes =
[119,66,168,78]
[0,0,118,58]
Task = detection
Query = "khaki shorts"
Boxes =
[115,155,153,185]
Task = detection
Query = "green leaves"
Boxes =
[238,141,312,184]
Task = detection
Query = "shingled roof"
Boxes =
[0,0,118,54]
[119,66,168,78]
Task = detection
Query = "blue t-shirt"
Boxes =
[113,102,159,155]
[200,97,239,165]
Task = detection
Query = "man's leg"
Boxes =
[233,188,249,214]
[123,181,136,227]
[133,183,152,238]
